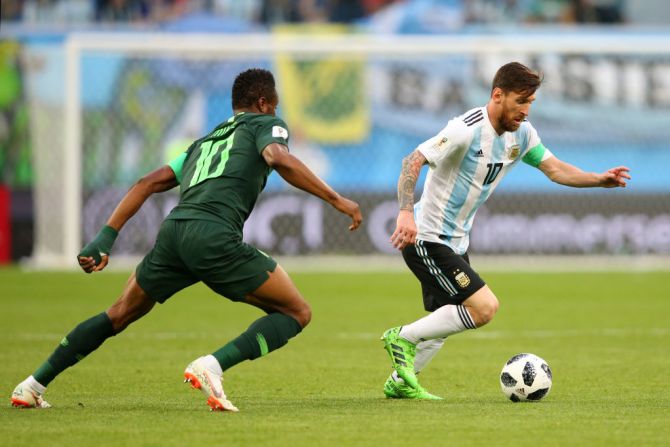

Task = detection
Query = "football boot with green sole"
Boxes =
[383,376,443,400]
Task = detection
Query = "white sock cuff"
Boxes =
[27,375,46,394]
[457,305,477,330]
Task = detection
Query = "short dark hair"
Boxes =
[491,62,543,97]
[232,68,277,109]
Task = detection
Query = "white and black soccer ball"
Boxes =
[500,353,552,402]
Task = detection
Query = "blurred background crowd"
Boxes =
[0,0,669,264]
[4,0,667,28]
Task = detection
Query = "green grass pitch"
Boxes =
[1,267,668,446]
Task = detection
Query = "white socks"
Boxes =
[27,375,46,394]
[399,304,476,344]
[414,337,446,371]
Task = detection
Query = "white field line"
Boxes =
[275,255,670,273]
[5,327,669,342]
[21,255,670,273]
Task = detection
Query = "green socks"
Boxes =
[31,311,301,386]
[33,312,115,386]
[213,313,302,371]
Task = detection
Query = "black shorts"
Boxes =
[402,240,486,311]
[136,219,277,303]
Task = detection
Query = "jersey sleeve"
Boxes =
[167,151,188,184]
[255,116,290,154]
[416,119,469,166]
[521,122,554,167]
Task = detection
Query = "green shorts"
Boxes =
[136,219,277,303]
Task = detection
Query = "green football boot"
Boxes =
[383,376,443,400]
[381,326,419,389]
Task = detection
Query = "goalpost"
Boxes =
[28,31,670,268]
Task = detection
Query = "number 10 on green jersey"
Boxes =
[188,134,234,188]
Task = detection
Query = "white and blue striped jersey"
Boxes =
[414,106,553,255]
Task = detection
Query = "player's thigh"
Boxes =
[183,222,309,325]
[187,226,280,301]
[244,264,311,327]
[402,240,486,311]
[135,219,198,303]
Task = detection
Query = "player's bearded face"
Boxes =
[501,91,534,132]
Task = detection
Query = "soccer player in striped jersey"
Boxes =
[381,62,631,399]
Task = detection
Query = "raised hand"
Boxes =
[600,166,631,188]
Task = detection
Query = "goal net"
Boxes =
[28,31,670,267]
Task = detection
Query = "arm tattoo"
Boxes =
[398,151,426,211]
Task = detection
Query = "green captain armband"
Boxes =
[78,225,118,265]
[168,152,187,184]
[522,143,548,168]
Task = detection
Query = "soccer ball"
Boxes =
[500,353,552,402]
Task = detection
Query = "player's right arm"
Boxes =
[261,142,362,231]
[390,150,427,250]
[78,163,180,273]
[391,119,467,250]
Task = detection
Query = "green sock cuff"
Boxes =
[284,314,302,334]
[97,312,115,335]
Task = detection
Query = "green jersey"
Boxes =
[166,112,290,234]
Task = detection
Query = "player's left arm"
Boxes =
[262,142,362,231]
[538,156,631,188]
[105,165,179,230]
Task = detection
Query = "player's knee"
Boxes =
[467,292,499,327]
[293,302,312,329]
[474,295,499,327]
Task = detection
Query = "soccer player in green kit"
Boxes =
[11,68,362,412]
